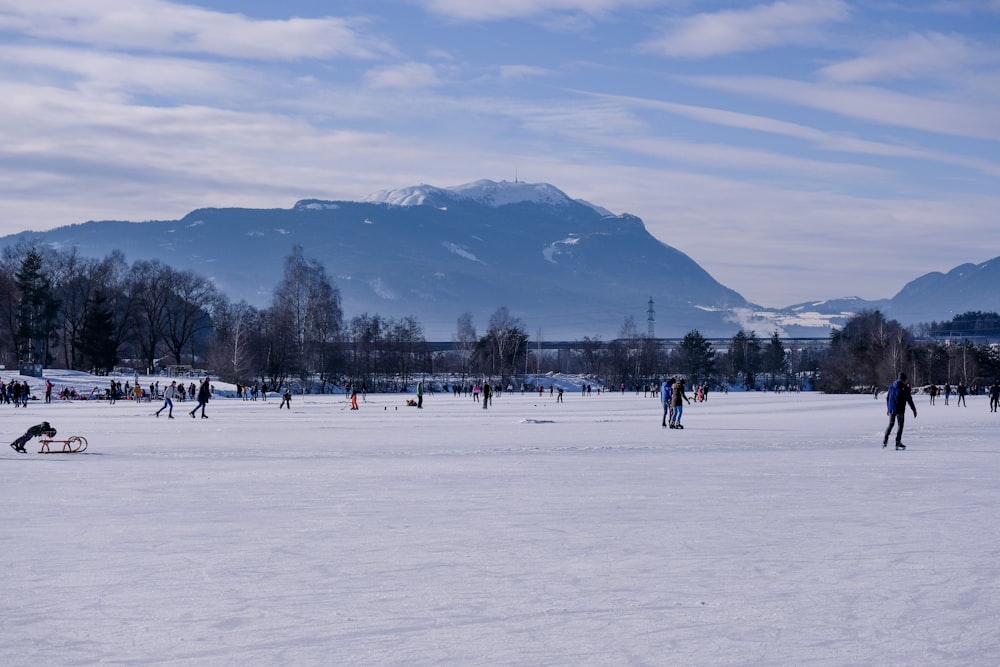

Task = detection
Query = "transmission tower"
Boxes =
[647,297,655,338]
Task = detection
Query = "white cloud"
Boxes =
[497,65,552,80]
[364,62,441,89]
[684,75,1000,141]
[0,44,254,101]
[642,0,850,58]
[420,0,654,21]
[820,32,996,83]
[585,91,1000,178]
[0,0,389,60]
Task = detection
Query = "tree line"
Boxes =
[3,241,997,392]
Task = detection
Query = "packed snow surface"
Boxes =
[3,372,999,665]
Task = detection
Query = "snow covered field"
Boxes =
[3,375,1000,665]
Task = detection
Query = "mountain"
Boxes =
[4,180,749,340]
[882,258,1000,324]
[746,257,1000,334]
[5,179,997,340]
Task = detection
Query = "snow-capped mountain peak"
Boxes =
[363,184,449,207]
[365,179,612,214]
[448,179,569,207]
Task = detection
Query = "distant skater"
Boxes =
[156,380,178,419]
[989,382,999,413]
[660,378,673,428]
[883,372,917,450]
[350,386,359,410]
[279,388,292,409]
[189,377,211,419]
[957,383,967,407]
[482,382,492,410]
[669,378,691,429]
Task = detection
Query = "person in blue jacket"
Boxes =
[883,372,917,450]
[660,378,674,428]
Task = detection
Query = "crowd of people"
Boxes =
[5,370,1000,455]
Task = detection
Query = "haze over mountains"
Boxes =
[4,180,997,340]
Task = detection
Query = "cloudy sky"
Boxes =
[2,0,998,308]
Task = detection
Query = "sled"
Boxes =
[38,436,88,454]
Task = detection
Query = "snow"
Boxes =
[448,179,570,207]
[364,179,613,215]
[365,184,445,207]
[727,306,849,335]
[442,241,484,264]
[3,371,1000,665]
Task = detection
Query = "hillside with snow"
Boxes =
[2,179,997,339]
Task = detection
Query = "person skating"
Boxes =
[10,421,57,453]
[156,380,178,419]
[883,372,917,450]
[989,382,1000,413]
[660,378,674,428]
[416,380,424,409]
[670,378,691,428]
[189,377,211,419]
[279,387,292,409]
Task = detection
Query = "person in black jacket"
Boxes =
[883,372,917,450]
[10,421,57,453]
[189,377,211,419]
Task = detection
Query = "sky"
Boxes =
[1,0,999,308]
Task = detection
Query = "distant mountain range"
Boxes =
[4,179,998,340]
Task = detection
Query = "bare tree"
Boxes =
[272,246,343,385]
[453,312,476,385]
[208,299,260,382]
[163,269,220,366]
[129,260,174,373]
[482,306,527,386]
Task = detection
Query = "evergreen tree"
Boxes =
[80,290,119,372]
[763,330,788,388]
[676,329,714,385]
[14,248,59,367]
[727,329,761,389]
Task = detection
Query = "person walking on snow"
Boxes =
[156,380,178,419]
[883,372,917,450]
[669,378,691,429]
[189,377,211,419]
